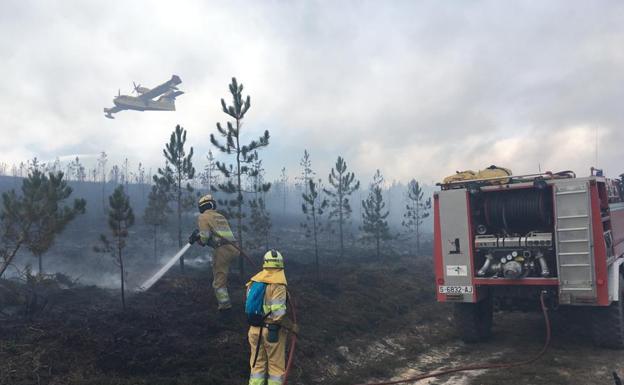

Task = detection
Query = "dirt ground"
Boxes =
[361,310,624,385]
[2,257,623,385]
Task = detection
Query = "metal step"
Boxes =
[558,251,589,256]
[559,239,589,243]
[556,190,587,196]
[557,227,589,232]
[557,214,589,220]
[560,263,591,267]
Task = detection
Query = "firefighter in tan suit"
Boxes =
[194,194,239,311]
[246,250,299,385]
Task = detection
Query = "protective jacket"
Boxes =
[247,269,290,385]
[197,210,236,247]
[197,210,238,310]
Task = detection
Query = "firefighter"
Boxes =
[190,194,239,312]
[246,250,299,385]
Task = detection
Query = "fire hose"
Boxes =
[143,230,550,385]
[188,232,300,385]
[210,236,551,385]
[350,291,551,385]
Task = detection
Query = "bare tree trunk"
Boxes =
[154,224,158,262]
[313,209,319,280]
[38,254,43,275]
[177,169,184,272]
[119,244,126,311]
[416,203,420,255]
[0,240,24,278]
[235,118,244,277]
[338,179,344,259]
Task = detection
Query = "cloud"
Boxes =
[0,0,622,185]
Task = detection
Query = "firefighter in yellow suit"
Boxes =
[195,194,239,311]
[247,250,299,385]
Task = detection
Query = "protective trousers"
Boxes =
[248,325,287,385]
[212,244,238,310]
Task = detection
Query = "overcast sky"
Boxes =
[1,0,622,185]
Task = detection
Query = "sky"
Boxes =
[1,0,623,185]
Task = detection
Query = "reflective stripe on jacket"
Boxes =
[264,283,287,323]
[197,210,236,245]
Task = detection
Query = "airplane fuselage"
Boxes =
[113,96,176,111]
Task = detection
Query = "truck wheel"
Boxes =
[592,274,624,349]
[454,295,493,343]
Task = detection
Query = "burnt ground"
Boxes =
[0,257,452,385]
[2,257,623,385]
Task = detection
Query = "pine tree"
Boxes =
[200,150,219,192]
[71,157,86,182]
[24,170,86,273]
[279,167,288,216]
[0,170,85,276]
[136,162,146,199]
[210,77,269,275]
[297,150,314,195]
[402,179,431,255]
[361,170,391,258]
[158,124,195,271]
[324,156,360,259]
[144,184,171,261]
[302,178,328,279]
[97,152,108,212]
[96,186,134,310]
[247,153,272,251]
[0,190,27,277]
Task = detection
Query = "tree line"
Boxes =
[0,77,432,308]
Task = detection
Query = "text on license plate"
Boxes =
[439,285,473,294]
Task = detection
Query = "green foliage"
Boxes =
[24,170,86,272]
[402,179,431,255]
[144,184,170,227]
[200,150,220,192]
[143,183,171,261]
[157,124,195,270]
[246,153,272,251]
[297,150,315,195]
[248,198,271,251]
[302,178,328,278]
[96,186,134,310]
[323,156,360,258]
[210,77,270,273]
[0,169,85,276]
[361,170,391,258]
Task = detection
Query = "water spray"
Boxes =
[137,243,192,291]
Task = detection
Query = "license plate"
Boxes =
[439,285,473,294]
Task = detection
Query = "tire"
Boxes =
[592,274,624,349]
[454,295,493,343]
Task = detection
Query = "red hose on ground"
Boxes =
[283,290,298,385]
[217,236,551,385]
[350,291,552,385]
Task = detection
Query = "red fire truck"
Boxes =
[434,167,624,348]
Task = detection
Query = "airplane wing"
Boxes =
[139,75,182,101]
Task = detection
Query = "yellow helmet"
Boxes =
[198,194,216,212]
[263,249,284,269]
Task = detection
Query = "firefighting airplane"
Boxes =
[104,75,184,119]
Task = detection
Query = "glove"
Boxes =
[188,229,200,245]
